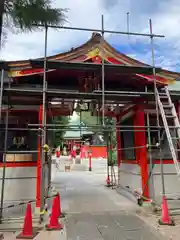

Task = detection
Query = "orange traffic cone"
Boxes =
[46,196,63,230]
[16,203,39,239]
[56,193,65,218]
[159,196,175,226]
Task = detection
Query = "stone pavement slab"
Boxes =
[52,166,165,239]
[3,230,66,240]
[65,212,162,240]
[2,158,169,239]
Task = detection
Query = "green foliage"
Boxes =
[101,116,117,149]
[1,0,68,44]
[4,0,67,31]
[79,111,99,126]
[53,116,69,147]
[78,111,117,146]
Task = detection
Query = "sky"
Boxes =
[1,0,180,71]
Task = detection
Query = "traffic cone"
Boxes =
[56,193,65,218]
[159,196,175,226]
[16,203,39,239]
[46,196,63,230]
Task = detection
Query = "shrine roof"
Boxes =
[3,32,180,85]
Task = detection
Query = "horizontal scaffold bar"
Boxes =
[2,88,155,100]
[33,24,165,38]
[0,150,38,153]
[0,177,37,180]
[0,128,39,131]
[3,88,180,103]
[41,129,159,132]
[27,123,172,128]
[0,128,158,132]
[4,87,180,98]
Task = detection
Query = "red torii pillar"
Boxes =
[134,105,149,198]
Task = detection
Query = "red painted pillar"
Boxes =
[134,105,149,198]
[36,105,42,208]
[116,115,121,168]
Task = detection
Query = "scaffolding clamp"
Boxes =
[43,144,49,153]
[39,204,48,224]
[156,142,160,148]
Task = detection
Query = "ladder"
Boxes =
[157,86,180,178]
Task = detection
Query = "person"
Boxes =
[63,146,67,156]
[56,148,60,158]
[55,147,61,171]
[71,145,77,164]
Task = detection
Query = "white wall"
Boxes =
[119,164,141,193]
[0,167,36,202]
[150,163,180,204]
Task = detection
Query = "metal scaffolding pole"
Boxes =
[40,25,48,212]
[146,100,155,200]
[101,14,105,126]
[42,129,159,133]
[28,123,164,129]
[7,87,179,99]
[0,16,166,218]
[149,19,165,196]
[33,23,165,38]
[0,128,40,131]
[0,127,159,133]
[0,80,10,223]
[0,69,4,123]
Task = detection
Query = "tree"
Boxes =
[0,0,67,47]
[53,115,69,147]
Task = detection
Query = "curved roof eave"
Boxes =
[6,32,180,81]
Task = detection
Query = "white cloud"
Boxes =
[1,0,180,71]
[0,0,131,60]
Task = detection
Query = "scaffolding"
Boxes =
[0,13,179,222]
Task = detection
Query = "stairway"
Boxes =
[157,86,180,178]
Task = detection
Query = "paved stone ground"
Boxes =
[2,157,176,239]
[52,159,164,240]
[137,207,180,240]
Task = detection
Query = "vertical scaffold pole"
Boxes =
[145,86,155,200]
[106,130,110,184]
[0,69,4,123]
[101,14,105,126]
[127,12,130,41]
[0,79,10,223]
[40,25,48,212]
[149,19,165,196]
